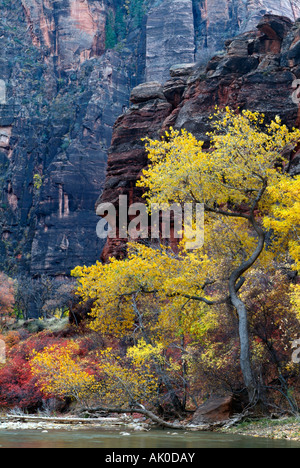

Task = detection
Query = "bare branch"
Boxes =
[204,204,250,220]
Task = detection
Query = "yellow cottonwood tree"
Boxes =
[137,109,300,402]
[95,345,159,408]
[73,108,300,405]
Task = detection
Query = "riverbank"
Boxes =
[221,417,300,442]
[1,414,300,443]
[0,414,151,432]
[0,412,213,432]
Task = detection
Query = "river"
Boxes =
[0,429,300,448]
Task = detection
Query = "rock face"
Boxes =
[146,0,300,83]
[0,0,140,275]
[99,15,300,262]
[193,0,300,58]
[145,0,196,83]
[98,83,173,261]
[1,1,300,276]
[21,0,107,70]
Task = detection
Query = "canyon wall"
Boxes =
[146,0,300,82]
[193,0,300,54]
[1,1,300,275]
[0,0,139,275]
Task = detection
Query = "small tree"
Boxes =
[33,275,55,319]
[0,273,14,330]
[30,341,159,411]
[31,343,96,406]
[105,10,117,49]
[14,275,33,320]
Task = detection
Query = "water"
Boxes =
[0,429,299,448]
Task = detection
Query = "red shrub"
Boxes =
[0,331,70,410]
[0,356,44,410]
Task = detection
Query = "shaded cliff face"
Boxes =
[1,1,300,276]
[146,0,300,82]
[145,0,196,83]
[193,0,300,55]
[99,14,300,261]
[0,0,140,275]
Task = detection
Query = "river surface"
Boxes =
[0,429,300,448]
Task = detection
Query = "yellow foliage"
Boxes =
[31,343,96,403]
[136,109,300,278]
[72,242,219,345]
[95,346,159,408]
[73,111,300,342]
[263,176,300,271]
[139,110,300,215]
[291,284,300,321]
[127,338,164,365]
[31,341,159,409]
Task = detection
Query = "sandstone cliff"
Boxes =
[0,0,141,275]
[147,0,300,82]
[1,1,300,275]
[193,0,300,54]
[98,14,300,261]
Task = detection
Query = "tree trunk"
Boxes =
[79,406,185,429]
[231,293,257,403]
[228,215,266,404]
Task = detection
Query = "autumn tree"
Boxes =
[31,341,159,413]
[31,342,96,406]
[73,108,300,407]
[31,339,190,427]
[72,248,219,414]
[0,273,15,330]
[14,275,75,320]
[135,109,300,403]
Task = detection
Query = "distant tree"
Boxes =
[33,275,55,319]
[0,273,14,330]
[14,275,75,320]
[42,279,75,318]
[115,5,127,41]
[105,10,117,49]
[129,0,145,28]
[14,275,34,320]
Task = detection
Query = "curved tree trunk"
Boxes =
[229,216,266,404]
